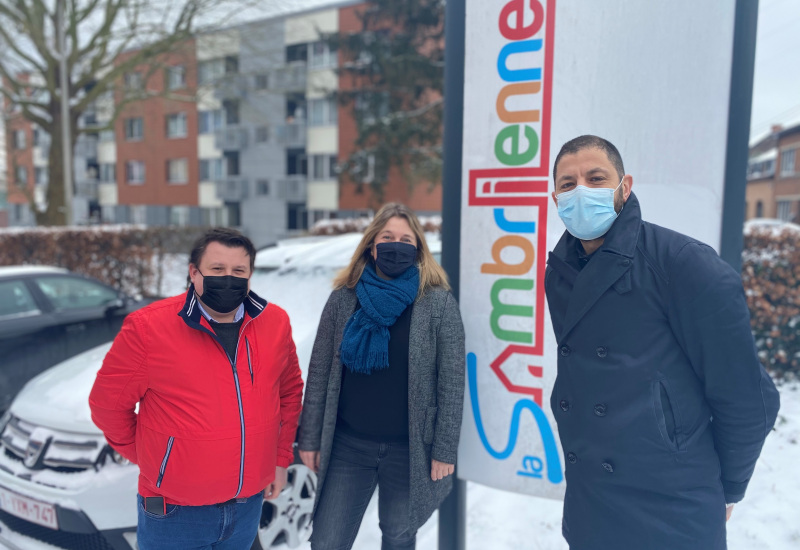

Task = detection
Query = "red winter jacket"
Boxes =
[89,288,304,506]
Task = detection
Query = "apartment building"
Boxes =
[3,1,444,244]
[0,110,7,227]
[746,122,800,223]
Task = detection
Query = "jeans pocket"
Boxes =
[138,496,180,520]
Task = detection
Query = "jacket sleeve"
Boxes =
[668,242,780,503]
[297,291,338,451]
[88,312,149,464]
[276,315,304,469]
[432,291,466,464]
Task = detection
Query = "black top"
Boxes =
[337,303,413,443]
[576,239,596,270]
[212,319,244,361]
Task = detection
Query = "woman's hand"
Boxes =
[431,459,454,481]
[299,450,320,473]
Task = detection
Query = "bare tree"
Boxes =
[0,0,260,226]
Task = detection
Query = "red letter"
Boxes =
[499,0,545,41]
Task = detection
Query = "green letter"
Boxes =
[494,125,539,166]
[490,278,534,343]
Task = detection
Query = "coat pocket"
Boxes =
[245,337,254,386]
[652,379,681,452]
[156,436,175,488]
[423,406,438,445]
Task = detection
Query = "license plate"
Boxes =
[0,486,59,530]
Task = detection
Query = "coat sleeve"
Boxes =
[432,291,466,465]
[297,291,338,451]
[276,315,304,469]
[88,312,149,464]
[667,242,780,503]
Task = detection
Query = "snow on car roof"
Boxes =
[0,265,69,277]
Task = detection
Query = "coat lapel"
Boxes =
[549,193,643,341]
[408,290,433,380]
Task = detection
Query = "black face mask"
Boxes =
[197,271,249,314]
[375,242,418,278]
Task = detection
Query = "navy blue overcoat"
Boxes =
[545,193,780,550]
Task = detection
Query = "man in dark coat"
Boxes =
[544,135,780,550]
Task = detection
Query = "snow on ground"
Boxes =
[289,383,800,550]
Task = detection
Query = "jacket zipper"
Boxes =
[245,337,253,385]
[156,436,175,488]
[228,319,252,498]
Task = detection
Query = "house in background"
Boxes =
[747,122,800,223]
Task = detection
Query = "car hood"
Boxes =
[10,342,112,434]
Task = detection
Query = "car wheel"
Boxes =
[255,464,317,549]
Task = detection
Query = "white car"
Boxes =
[0,233,440,550]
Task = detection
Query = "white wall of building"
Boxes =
[285,9,338,46]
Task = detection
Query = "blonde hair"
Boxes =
[333,203,450,294]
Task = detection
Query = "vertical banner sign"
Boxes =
[457,0,563,498]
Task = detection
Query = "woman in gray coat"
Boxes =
[298,203,465,550]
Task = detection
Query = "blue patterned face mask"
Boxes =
[556,179,623,241]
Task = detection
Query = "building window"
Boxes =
[309,154,341,180]
[199,158,224,181]
[167,159,189,184]
[287,148,307,176]
[99,163,116,183]
[255,126,269,143]
[224,151,240,177]
[777,200,791,221]
[780,149,796,177]
[254,73,269,90]
[309,97,338,126]
[15,166,28,186]
[256,179,269,196]
[32,128,40,147]
[199,110,224,134]
[124,71,144,92]
[170,206,190,226]
[224,55,239,75]
[13,130,26,150]
[166,112,188,138]
[286,43,308,63]
[310,41,338,69]
[99,129,115,142]
[329,155,339,178]
[198,59,225,84]
[755,200,763,218]
[167,66,186,90]
[126,161,145,184]
[287,202,308,230]
[124,117,143,141]
[34,167,47,185]
[223,100,240,125]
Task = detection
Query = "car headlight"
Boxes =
[0,411,11,434]
[106,446,131,466]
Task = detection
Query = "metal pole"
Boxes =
[438,0,466,548]
[56,0,73,226]
[719,0,760,271]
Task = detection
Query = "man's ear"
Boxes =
[622,175,633,201]
[551,190,558,206]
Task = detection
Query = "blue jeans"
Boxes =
[310,430,415,550]
[136,492,263,550]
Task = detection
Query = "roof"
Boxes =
[0,265,69,277]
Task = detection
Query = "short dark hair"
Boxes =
[553,135,625,182]
[189,227,256,272]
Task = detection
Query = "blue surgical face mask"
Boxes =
[556,178,623,241]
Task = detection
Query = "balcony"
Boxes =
[216,178,250,202]
[272,62,307,92]
[214,73,249,100]
[276,176,307,202]
[214,127,249,151]
[75,180,99,200]
[275,123,306,147]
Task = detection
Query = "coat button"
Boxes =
[560,345,571,357]
[560,400,570,412]
[567,452,577,464]
[601,461,614,473]
[594,403,608,417]
[596,346,608,358]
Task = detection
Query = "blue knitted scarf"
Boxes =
[339,262,419,374]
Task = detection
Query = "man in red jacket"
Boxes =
[89,227,304,549]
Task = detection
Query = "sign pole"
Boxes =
[720,0,760,271]
[438,0,467,548]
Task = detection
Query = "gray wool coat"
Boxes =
[297,285,465,530]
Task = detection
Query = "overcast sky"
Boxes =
[750,0,800,141]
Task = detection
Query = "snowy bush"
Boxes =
[0,225,204,298]
[742,227,800,378]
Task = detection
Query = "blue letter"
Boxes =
[497,40,542,83]
[494,208,536,234]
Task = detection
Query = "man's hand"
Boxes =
[265,466,288,500]
[726,504,734,522]
[431,459,454,481]
[299,450,320,473]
